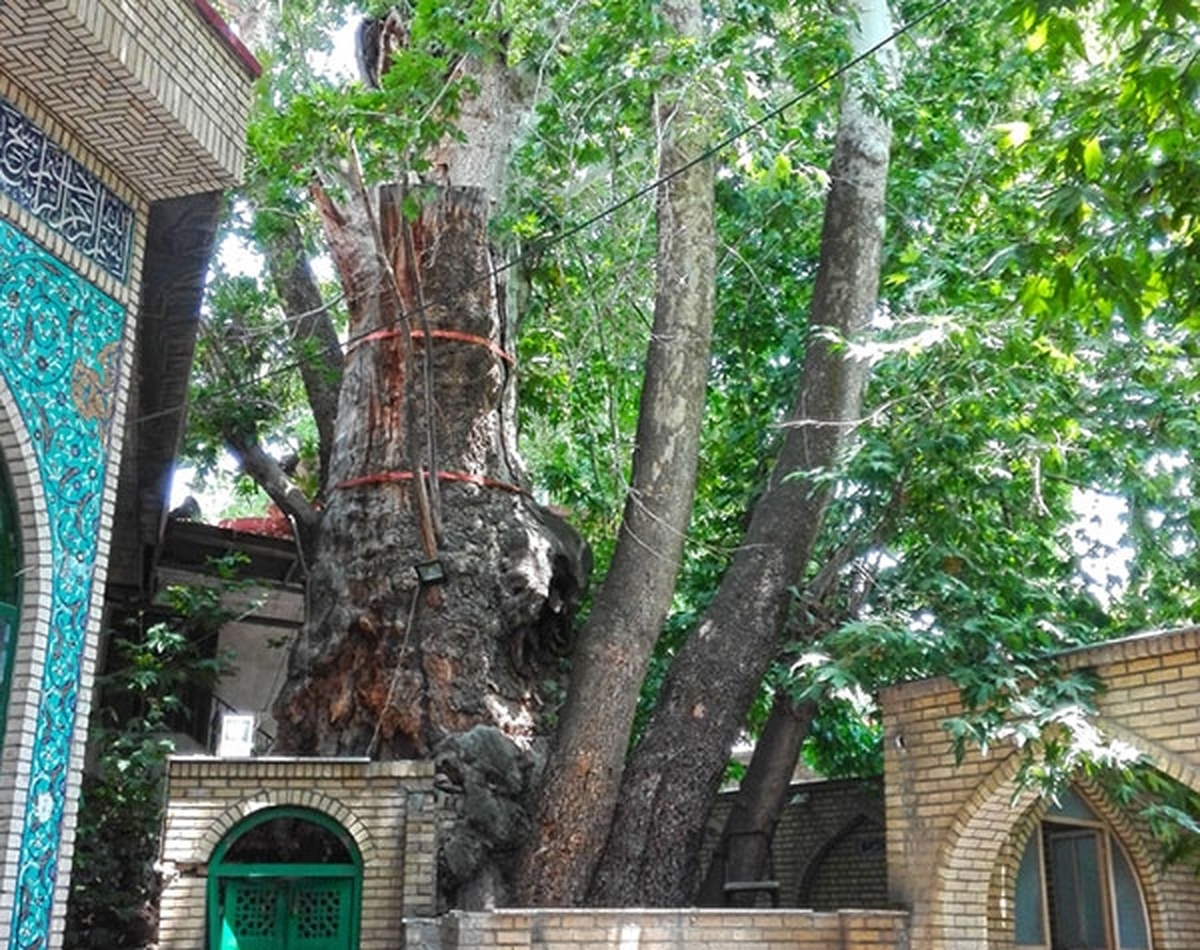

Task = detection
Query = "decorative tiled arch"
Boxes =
[0,363,52,937]
[191,788,378,867]
[0,217,128,950]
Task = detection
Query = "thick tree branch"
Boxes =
[697,695,817,906]
[590,0,899,906]
[226,430,321,559]
[515,0,715,906]
[257,208,344,491]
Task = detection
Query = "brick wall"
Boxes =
[0,0,254,200]
[405,908,910,950]
[159,757,438,950]
[704,778,888,910]
[882,626,1200,949]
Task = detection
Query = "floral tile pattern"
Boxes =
[0,217,126,949]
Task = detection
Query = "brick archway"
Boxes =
[192,788,378,867]
[925,752,1169,950]
[158,757,437,949]
[885,628,1200,950]
[919,751,1031,949]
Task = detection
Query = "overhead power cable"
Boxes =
[137,0,951,429]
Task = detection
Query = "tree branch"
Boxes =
[227,431,321,560]
[257,207,344,492]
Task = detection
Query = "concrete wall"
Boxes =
[152,563,304,753]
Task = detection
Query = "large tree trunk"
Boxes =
[271,17,587,909]
[589,0,899,906]
[272,177,589,904]
[696,696,816,906]
[514,0,715,907]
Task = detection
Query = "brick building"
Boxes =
[0,3,255,948]
[157,758,439,949]
[884,626,1200,950]
[147,542,1200,949]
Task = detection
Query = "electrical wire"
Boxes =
[135,0,952,429]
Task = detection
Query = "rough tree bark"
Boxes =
[513,0,715,906]
[588,0,900,906]
[268,12,590,908]
[696,695,816,906]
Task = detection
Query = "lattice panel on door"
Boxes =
[294,885,342,939]
[231,883,279,937]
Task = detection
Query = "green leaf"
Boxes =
[1082,136,1103,181]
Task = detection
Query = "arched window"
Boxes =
[207,807,362,950]
[1014,788,1151,950]
[0,461,20,746]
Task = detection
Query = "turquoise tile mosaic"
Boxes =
[0,217,126,949]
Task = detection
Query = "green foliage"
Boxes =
[247,0,509,195]
[716,0,1200,837]
[506,0,844,646]
[64,559,246,949]
[188,0,1200,857]
[1114,763,1200,869]
[184,226,331,509]
[802,697,884,780]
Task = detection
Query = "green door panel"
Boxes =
[220,879,286,950]
[288,879,353,950]
[220,877,353,950]
[209,808,362,950]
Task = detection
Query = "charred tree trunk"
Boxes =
[697,696,816,906]
[588,0,899,906]
[513,0,715,907]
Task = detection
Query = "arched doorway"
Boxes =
[0,459,20,745]
[207,807,362,950]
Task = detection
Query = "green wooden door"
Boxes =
[288,878,355,949]
[219,876,354,950]
[209,808,362,950]
[220,878,284,950]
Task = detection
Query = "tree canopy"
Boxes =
[177,0,1200,907]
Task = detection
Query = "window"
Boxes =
[0,462,19,746]
[1015,789,1151,950]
